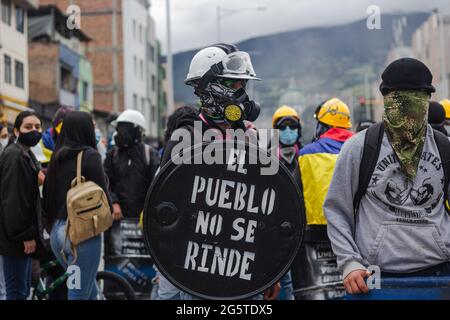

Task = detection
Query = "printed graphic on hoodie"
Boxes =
[367,151,444,224]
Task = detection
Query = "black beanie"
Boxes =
[428,101,446,126]
[379,58,435,96]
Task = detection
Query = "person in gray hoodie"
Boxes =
[324,58,450,295]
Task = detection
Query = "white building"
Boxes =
[0,0,38,124]
[122,0,159,135]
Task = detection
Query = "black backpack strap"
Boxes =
[432,129,450,208]
[353,122,384,216]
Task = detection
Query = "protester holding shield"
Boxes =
[156,43,283,300]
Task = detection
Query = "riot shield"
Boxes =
[143,141,305,299]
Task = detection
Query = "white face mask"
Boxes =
[0,138,8,148]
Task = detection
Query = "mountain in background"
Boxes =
[171,12,430,134]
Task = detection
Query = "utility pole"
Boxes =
[166,0,175,115]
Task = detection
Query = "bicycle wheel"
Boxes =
[96,271,135,300]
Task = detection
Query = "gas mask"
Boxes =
[114,123,142,148]
[200,82,260,128]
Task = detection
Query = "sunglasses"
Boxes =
[275,117,300,130]
[279,123,299,130]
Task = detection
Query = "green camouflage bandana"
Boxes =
[382,90,429,181]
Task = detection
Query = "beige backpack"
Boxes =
[62,151,113,263]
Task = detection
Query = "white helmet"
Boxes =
[112,109,146,130]
[185,44,260,86]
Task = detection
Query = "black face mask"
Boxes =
[313,122,331,142]
[115,124,141,148]
[18,130,42,147]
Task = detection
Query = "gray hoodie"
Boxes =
[324,124,450,279]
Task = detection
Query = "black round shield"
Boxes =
[143,141,305,299]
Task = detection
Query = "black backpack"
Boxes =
[353,122,450,216]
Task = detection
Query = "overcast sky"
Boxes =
[150,0,450,54]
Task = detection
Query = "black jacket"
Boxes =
[104,142,160,218]
[43,147,113,228]
[0,142,41,257]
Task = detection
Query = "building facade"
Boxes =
[412,10,450,100]
[39,0,161,138]
[28,5,93,128]
[0,0,38,125]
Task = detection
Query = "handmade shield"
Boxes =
[143,141,305,299]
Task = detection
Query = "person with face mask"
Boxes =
[0,111,43,300]
[290,99,352,299]
[299,98,353,225]
[324,58,450,296]
[159,43,262,167]
[0,125,9,152]
[272,106,303,173]
[271,106,303,300]
[157,43,280,301]
[104,109,160,221]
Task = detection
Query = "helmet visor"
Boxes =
[219,52,260,80]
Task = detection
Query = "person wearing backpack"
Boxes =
[324,58,450,295]
[43,111,113,300]
[0,111,43,300]
[104,109,160,221]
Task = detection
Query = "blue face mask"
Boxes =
[95,128,102,145]
[279,127,299,146]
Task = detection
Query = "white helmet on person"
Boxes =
[112,109,146,130]
[184,44,261,126]
[185,43,260,86]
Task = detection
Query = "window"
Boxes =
[133,19,136,39]
[133,56,137,77]
[133,94,138,109]
[151,105,156,123]
[151,46,155,62]
[1,0,11,25]
[139,25,142,43]
[4,55,11,84]
[151,74,156,92]
[141,97,145,110]
[140,59,143,80]
[15,5,24,33]
[60,63,77,93]
[82,81,89,102]
[15,60,24,88]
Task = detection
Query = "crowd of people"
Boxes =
[1,42,450,300]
